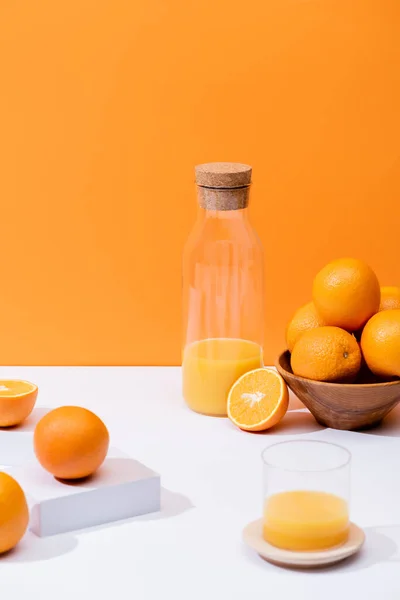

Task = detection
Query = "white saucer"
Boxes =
[243,519,365,568]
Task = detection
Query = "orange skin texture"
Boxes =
[34,406,109,480]
[0,384,37,427]
[312,258,380,332]
[379,286,400,312]
[285,302,326,353]
[291,326,361,383]
[361,310,400,378]
[0,472,29,554]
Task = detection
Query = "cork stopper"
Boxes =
[195,162,252,211]
[195,162,252,189]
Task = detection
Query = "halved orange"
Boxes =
[227,368,289,432]
[0,380,38,427]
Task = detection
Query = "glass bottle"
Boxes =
[182,162,264,417]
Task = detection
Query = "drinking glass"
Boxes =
[262,440,351,551]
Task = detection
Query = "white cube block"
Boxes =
[5,448,160,537]
[0,429,36,466]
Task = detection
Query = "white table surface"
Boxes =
[0,366,399,600]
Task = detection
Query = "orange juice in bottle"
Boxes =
[182,163,264,416]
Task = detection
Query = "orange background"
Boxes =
[0,0,399,366]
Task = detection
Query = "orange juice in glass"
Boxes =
[182,163,264,417]
[262,441,351,552]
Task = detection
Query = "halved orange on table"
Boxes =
[227,368,289,432]
[0,380,38,427]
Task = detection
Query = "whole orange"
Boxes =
[312,258,380,331]
[0,472,29,554]
[34,406,109,479]
[361,310,400,378]
[285,302,326,352]
[291,326,361,383]
[379,286,400,311]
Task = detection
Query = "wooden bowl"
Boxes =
[276,351,400,431]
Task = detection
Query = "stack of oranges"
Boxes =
[286,258,400,383]
[0,395,109,555]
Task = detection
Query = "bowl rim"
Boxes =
[276,350,400,389]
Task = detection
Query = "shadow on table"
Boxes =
[0,408,52,467]
[1,531,78,563]
[244,524,400,574]
[135,487,194,521]
[0,407,51,433]
[1,488,192,561]
[361,404,400,438]
[268,410,325,436]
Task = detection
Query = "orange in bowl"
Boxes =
[227,368,289,432]
[312,257,380,331]
[379,286,400,311]
[0,380,38,427]
[361,309,400,379]
[291,326,361,383]
[0,472,29,554]
[285,301,326,352]
[34,406,109,480]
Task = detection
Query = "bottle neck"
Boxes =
[196,185,250,212]
[198,206,249,221]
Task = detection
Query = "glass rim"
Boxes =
[261,440,351,473]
